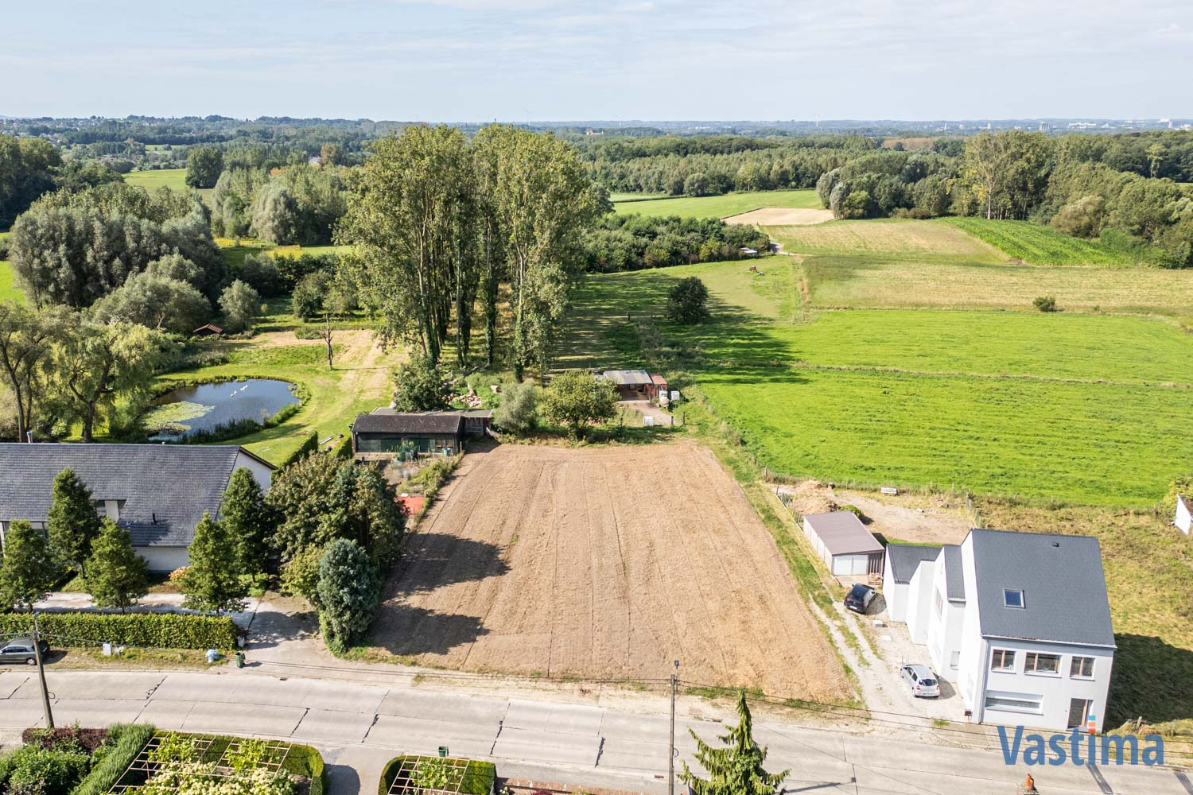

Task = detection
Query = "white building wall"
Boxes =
[904,559,936,644]
[882,558,909,622]
[233,451,273,491]
[832,553,869,576]
[977,639,1115,733]
[925,559,966,682]
[1176,497,1192,534]
[137,546,190,573]
[957,539,985,716]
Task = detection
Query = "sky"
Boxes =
[2,0,1191,121]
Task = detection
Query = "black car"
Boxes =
[0,637,50,665]
[844,584,877,614]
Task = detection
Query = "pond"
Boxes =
[144,379,300,439]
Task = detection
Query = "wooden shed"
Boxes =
[802,511,885,576]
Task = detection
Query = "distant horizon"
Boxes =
[4,115,1191,126]
[5,0,1191,121]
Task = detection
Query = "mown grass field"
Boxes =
[612,189,820,218]
[944,217,1151,266]
[563,256,1193,507]
[125,168,214,208]
[0,231,22,303]
[773,218,1004,260]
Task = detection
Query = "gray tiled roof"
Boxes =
[942,544,965,602]
[600,370,653,386]
[0,443,254,547]
[970,529,1115,649]
[885,544,942,584]
[803,511,884,556]
[353,412,464,435]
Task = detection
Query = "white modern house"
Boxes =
[883,528,1116,732]
[0,443,274,572]
[1176,495,1192,535]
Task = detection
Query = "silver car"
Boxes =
[900,663,940,698]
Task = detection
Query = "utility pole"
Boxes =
[669,659,679,795]
[32,613,54,729]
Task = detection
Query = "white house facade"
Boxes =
[885,529,1116,732]
[1176,495,1192,535]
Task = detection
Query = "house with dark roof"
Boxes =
[884,528,1115,732]
[0,443,273,572]
[801,511,884,577]
[351,411,466,458]
[881,544,941,623]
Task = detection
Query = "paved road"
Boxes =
[0,668,1188,795]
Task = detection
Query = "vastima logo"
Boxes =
[998,726,1165,767]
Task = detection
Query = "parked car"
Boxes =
[0,637,50,666]
[844,584,877,614]
[900,663,940,698]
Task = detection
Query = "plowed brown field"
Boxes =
[368,442,849,702]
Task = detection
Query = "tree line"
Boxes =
[581,214,770,272]
[336,124,605,379]
[817,130,1193,267]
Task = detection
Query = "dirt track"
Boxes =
[369,443,849,702]
[723,207,833,226]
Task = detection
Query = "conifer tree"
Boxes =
[680,691,788,795]
[47,467,101,575]
[220,468,274,576]
[0,520,57,612]
[84,519,149,612]
[180,512,248,616]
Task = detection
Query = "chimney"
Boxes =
[25,430,32,443]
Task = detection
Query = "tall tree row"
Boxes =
[338,124,604,378]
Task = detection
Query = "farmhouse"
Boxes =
[598,370,668,401]
[0,443,273,572]
[801,511,884,576]
[352,410,465,457]
[1176,494,1191,534]
[884,528,1116,732]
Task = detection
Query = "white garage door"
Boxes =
[832,554,870,576]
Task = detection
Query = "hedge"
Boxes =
[283,743,328,795]
[379,756,495,795]
[0,612,238,651]
[279,430,320,469]
[70,724,155,795]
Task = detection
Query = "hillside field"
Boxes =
[563,249,1193,507]
[944,217,1153,266]
[612,189,820,218]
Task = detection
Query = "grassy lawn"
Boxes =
[125,167,214,208]
[612,189,820,218]
[945,217,1153,266]
[159,301,399,464]
[563,259,1193,507]
[0,232,22,303]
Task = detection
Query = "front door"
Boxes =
[1067,698,1091,729]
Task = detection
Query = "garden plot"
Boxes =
[369,442,850,703]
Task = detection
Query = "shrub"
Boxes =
[2,743,90,795]
[282,744,328,795]
[665,277,710,325]
[391,354,451,411]
[0,612,237,650]
[279,431,320,469]
[316,539,380,654]
[1033,295,1059,312]
[21,726,107,753]
[379,756,495,795]
[492,380,538,435]
[540,370,618,440]
[71,724,155,795]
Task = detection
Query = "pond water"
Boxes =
[145,379,300,439]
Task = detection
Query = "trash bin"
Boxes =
[205,649,220,663]
[437,746,448,758]
[234,652,245,669]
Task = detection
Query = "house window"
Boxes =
[1070,656,1095,678]
[933,590,943,617]
[985,691,1043,714]
[1003,589,1025,608]
[1024,652,1060,674]
[991,649,1016,671]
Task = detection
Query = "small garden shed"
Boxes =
[802,511,885,576]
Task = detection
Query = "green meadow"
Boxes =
[0,231,22,303]
[612,189,820,218]
[563,217,1193,507]
[125,168,215,208]
[944,217,1152,266]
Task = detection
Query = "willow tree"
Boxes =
[338,125,477,366]
[680,691,788,795]
[0,301,70,440]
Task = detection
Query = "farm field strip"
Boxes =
[369,443,850,702]
[944,217,1151,266]
[612,189,820,218]
[771,218,1005,260]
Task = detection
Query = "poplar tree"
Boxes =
[220,468,274,576]
[47,468,102,575]
[180,512,247,616]
[680,691,789,795]
[84,519,149,612]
